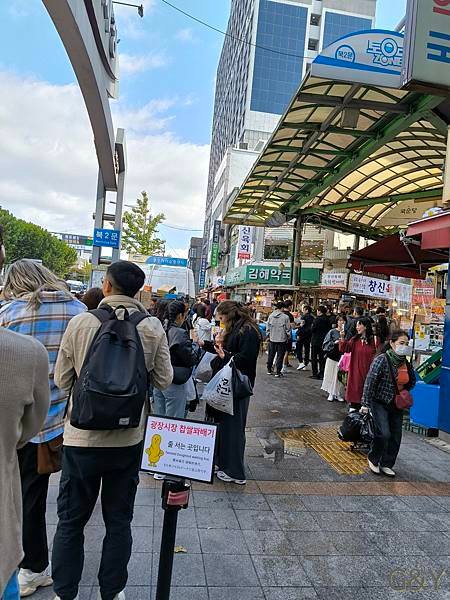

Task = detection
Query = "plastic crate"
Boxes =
[409,381,441,432]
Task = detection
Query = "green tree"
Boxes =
[122,191,165,256]
[0,207,78,278]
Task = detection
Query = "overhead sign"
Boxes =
[141,416,217,483]
[237,226,253,260]
[321,272,348,289]
[403,0,450,91]
[349,274,392,299]
[146,256,188,267]
[377,201,438,228]
[199,254,207,289]
[312,30,404,88]
[210,220,221,269]
[93,228,120,249]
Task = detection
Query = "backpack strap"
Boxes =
[128,311,150,327]
[89,304,115,324]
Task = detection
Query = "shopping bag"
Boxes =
[338,352,351,372]
[202,360,234,415]
[232,361,253,400]
[194,351,216,383]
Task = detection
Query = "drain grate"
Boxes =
[277,426,368,475]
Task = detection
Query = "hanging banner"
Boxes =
[321,272,348,289]
[210,220,221,269]
[349,274,392,299]
[412,280,435,308]
[312,30,404,88]
[403,0,450,92]
[237,226,253,260]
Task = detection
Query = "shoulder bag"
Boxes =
[385,356,413,410]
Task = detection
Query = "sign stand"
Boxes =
[155,477,191,600]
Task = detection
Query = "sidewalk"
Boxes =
[39,361,450,600]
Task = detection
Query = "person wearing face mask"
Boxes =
[360,331,415,476]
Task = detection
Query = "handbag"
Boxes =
[37,433,64,475]
[338,352,351,373]
[231,359,253,400]
[385,356,413,410]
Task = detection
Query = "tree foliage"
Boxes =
[122,191,165,256]
[0,207,78,277]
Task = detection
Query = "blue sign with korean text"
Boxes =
[93,228,121,249]
[312,30,404,89]
[146,256,188,267]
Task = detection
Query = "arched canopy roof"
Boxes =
[224,74,448,239]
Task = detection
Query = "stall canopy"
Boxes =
[347,233,448,279]
[224,73,449,238]
[407,210,450,251]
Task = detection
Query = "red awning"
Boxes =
[407,210,450,250]
[347,233,448,279]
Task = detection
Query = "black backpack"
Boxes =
[71,305,149,430]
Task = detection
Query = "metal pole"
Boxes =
[155,478,190,600]
[292,216,303,287]
[112,167,125,263]
[439,125,450,433]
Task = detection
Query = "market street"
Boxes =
[34,362,450,600]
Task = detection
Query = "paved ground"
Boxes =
[37,360,450,600]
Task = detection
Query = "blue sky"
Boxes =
[0,0,407,256]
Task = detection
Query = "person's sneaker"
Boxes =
[281,367,288,375]
[337,397,345,403]
[19,569,53,597]
[368,459,380,474]
[327,394,334,402]
[154,473,165,480]
[216,470,246,485]
[380,467,396,477]
[274,373,283,378]
[303,364,312,371]
[297,363,305,371]
[266,370,273,375]
[309,375,320,380]
[96,592,125,600]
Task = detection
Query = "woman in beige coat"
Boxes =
[0,328,49,599]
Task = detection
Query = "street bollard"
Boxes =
[155,477,190,600]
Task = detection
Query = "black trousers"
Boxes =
[267,341,286,374]
[296,337,311,365]
[311,344,326,378]
[52,444,142,600]
[369,402,403,468]
[17,442,51,573]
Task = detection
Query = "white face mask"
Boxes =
[394,344,412,357]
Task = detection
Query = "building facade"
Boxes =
[201,0,376,288]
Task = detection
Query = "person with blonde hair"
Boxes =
[0,259,85,597]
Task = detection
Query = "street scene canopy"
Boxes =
[224,74,448,238]
[347,233,448,280]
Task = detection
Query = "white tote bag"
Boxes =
[202,360,234,415]
[194,352,216,383]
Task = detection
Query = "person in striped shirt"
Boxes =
[0,259,85,598]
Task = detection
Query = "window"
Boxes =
[310,14,320,27]
[323,12,372,49]
[308,39,318,51]
[250,0,308,115]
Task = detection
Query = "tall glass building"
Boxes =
[202,0,376,286]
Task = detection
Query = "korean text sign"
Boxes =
[93,228,121,249]
[237,226,253,260]
[403,0,450,90]
[141,416,217,483]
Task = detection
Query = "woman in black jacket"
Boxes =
[197,301,261,485]
[361,330,416,477]
[153,300,200,419]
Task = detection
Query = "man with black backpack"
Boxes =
[52,261,173,600]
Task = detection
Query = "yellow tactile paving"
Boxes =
[278,426,369,475]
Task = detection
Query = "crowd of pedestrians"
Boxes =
[0,258,263,600]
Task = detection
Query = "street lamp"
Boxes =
[112,1,144,17]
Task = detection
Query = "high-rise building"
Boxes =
[201,0,377,287]
[187,236,204,295]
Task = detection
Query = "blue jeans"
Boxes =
[153,382,192,419]
[2,572,19,600]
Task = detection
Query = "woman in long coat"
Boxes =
[338,317,378,410]
[197,301,261,485]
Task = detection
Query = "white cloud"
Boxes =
[175,28,197,43]
[115,0,155,40]
[0,71,209,249]
[119,52,169,75]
